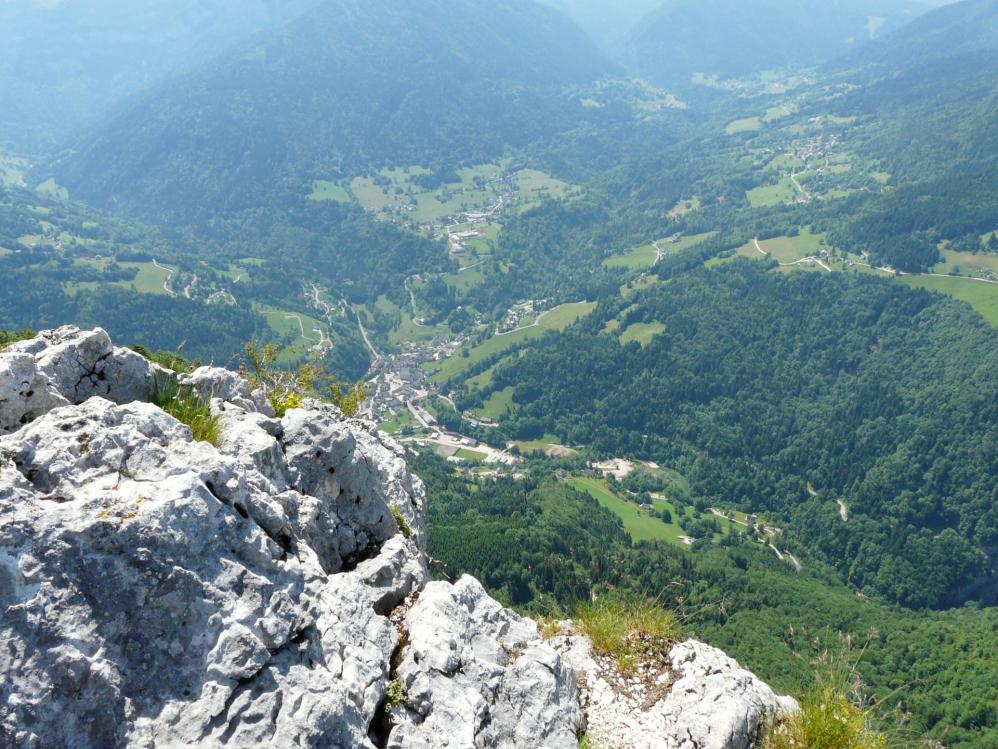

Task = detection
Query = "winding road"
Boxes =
[152,259,177,297]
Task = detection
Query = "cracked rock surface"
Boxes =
[551,634,798,749]
[0,327,576,748]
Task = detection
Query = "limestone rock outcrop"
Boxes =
[551,631,798,749]
[0,327,797,749]
[0,327,574,748]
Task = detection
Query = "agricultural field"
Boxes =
[0,152,27,188]
[513,169,578,203]
[65,258,176,296]
[735,229,827,263]
[900,275,998,326]
[667,197,700,218]
[452,222,501,258]
[604,242,658,270]
[255,303,332,362]
[725,116,762,135]
[619,321,666,347]
[334,162,577,226]
[512,435,575,456]
[933,249,998,279]
[454,448,488,462]
[566,477,731,547]
[308,181,352,203]
[378,408,417,435]
[441,263,486,293]
[473,386,515,420]
[429,301,596,383]
[464,354,516,391]
[746,176,799,207]
[35,178,68,201]
[604,231,716,270]
[762,102,797,123]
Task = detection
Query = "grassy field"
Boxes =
[668,197,701,218]
[464,354,514,390]
[379,409,417,434]
[255,304,331,361]
[604,231,717,270]
[67,259,175,296]
[620,321,666,347]
[430,301,596,382]
[455,448,488,462]
[513,435,575,455]
[442,264,486,293]
[746,177,798,207]
[35,178,68,201]
[934,249,998,278]
[0,152,27,188]
[604,242,658,269]
[768,154,805,171]
[736,230,827,263]
[763,102,797,123]
[345,163,575,225]
[900,275,998,326]
[567,477,680,543]
[566,475,736,547]
[514,169,576,201]
[308,180,352,202]
[726,116,762,135]
[474,386,515,420]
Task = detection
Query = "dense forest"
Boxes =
[417,453,998,748]
[474,263,998,609]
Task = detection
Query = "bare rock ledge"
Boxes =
[0,327,795,748]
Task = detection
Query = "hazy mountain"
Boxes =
[615,0,926,88]
[835,0,998,68]
[0,0,325,152]
[536,0,663,46]
[51,0,614,223]
[828,0,998,179]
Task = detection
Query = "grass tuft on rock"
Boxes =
[0,328,36,351]
[577,592,680,675]
[764,686,887,749]
[152,383,221,446]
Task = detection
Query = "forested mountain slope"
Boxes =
[615,0,925,87]
[827,0,998,181]
[0,0,324,152]
[476,262,998,609]
[50,0,614,224]
[418,455,998,747]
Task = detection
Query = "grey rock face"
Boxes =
[552,634,798,749]
[388,576,583,749]
[0,328,579,749]
[0,327,158,428]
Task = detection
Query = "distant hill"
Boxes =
[0,0,325,152]
[834,0,998,69]
[50,0,614,224]
[536,0,662,47]
[615,0,925,88]
[827,0,998,179]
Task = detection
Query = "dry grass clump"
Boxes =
[577,592,680,675]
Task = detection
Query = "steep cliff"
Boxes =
[0,327,795,748]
